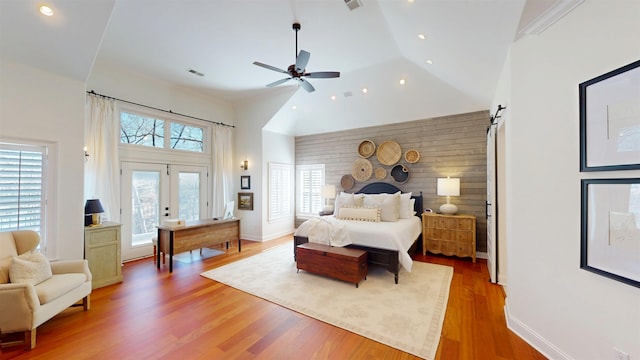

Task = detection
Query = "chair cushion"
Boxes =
[9,252,53,285]
[35,273,88,305]
[0,256,12,284]
[0,232,18,258]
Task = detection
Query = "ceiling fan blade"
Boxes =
[253,61,289,74]
[266,77,292,87]
[298,78,315,93]
[295,50,310,73]
[304,71,340,79]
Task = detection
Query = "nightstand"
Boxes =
[84,222,123,288]
[319,211,334,216]
[422,213,476,262]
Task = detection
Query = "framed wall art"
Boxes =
[580,178,640,288]
[241,175,250,190]
[579,59,640,171]
[238,192,253,211]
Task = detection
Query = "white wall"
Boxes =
[499,1,640,359]
[0,60,86,260]
[233,88,295,241]
[88,61,235,125]
[261,130,295,241]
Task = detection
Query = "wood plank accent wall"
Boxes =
[295,110,490,252]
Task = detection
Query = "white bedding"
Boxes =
[294,216,422,272]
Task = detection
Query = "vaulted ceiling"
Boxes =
[1,0,562,136]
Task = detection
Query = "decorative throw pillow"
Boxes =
[336,206,381,222]
[9,251,52,285]
[334,192,365,217]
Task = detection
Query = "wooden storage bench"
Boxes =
[296,243,368,288]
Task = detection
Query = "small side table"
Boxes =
[422,213,476,262]
[84,222,123,288]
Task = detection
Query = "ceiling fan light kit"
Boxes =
[253,22,340,93]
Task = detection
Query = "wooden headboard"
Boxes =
[355,182,423,217]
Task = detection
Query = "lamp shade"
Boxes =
[321,184,336,199]
[437,177,460,197]
[84,199,104,214]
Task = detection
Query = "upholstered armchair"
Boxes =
[0,230,92,349]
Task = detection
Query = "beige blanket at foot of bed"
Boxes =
[294,216,352,247]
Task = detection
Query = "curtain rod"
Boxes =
[86,90,234,128]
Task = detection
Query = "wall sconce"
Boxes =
[437,177,460,215]
[240,159,248,171]
[84,146,89,161]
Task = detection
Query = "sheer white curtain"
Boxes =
[211,125,234,217]
[85,94,120,222]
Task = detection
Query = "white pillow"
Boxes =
[9,251,52,285]
[399,192,413,219]
[363,192,400,222]
[336,206,381,222]
[334,192,365,217]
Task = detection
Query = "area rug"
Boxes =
[200,244,453,359]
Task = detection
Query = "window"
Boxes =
[120,111,204,153]
[269,163,293,222]
[120,112,164,148]
[296,164,324,217]
[0,142,47,245]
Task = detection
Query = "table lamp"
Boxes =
[85,199,105,226]
[321,184,336,212]
[437,177,460,215]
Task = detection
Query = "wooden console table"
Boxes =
[157,218,240,272]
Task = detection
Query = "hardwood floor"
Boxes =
[1,236,547,360]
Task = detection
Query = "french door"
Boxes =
[121,162,208,261]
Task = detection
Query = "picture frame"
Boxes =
[579,59,640,171]
[580,178,640,288]
[238,192,253,211]
[241,175,250,189]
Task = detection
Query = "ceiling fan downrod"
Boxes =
[293,22,301,60]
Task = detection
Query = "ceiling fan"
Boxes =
[253,23,340,93]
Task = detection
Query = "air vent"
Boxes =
[344,91,353,98]
[187,68,205,77]
[344,0,363,11]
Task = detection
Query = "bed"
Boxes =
[294,182,423,284]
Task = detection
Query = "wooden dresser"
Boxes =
[84,222,123,289]
[296,243,368,287]
[422,213,476,262]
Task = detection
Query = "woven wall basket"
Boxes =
[404,149,420,163]
[351,158,373,182]
[341,174,355,190]
[374,167,386,180]
[357,140,376,158]
[376,140,402,166]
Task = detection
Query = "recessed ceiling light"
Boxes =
[426,59,433,65]
[417,34,426,40]
[330,95,336,101]
[399,79,406,85]
[408,0,415,3]
[362,88,368,94]
[292,105,297,110]
[39,5,53,16]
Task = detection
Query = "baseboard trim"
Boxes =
[504,299,573,360]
